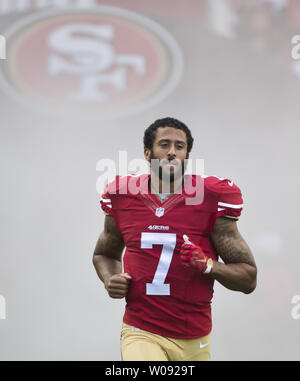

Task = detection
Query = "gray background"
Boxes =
[0,0,299,361]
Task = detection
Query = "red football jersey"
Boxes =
[100,174,243,339]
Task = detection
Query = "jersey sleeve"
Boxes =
[100,184,113,216]
[99,179,117,218]
[99,175,131,218]
[216,179,243,220]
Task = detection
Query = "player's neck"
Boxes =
[149,172,184,195]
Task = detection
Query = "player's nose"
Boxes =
[167,144,176,157]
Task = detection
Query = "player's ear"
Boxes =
[144,147,151,162]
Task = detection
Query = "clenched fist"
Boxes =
[105,273,132,299]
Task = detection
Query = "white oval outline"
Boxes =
[0,6,184,121]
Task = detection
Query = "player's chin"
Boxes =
[160,166,183,181]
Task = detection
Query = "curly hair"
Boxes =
[143,117,194,154]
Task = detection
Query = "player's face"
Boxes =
[145,126,189,182]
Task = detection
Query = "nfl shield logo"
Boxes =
[155,207,165,217]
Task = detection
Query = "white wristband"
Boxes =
[203,259,213,274]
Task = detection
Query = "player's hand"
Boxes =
[105,273,132,299]
[180,235,213,274]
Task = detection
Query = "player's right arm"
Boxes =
[92,215,131,299]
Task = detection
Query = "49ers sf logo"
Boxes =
[0,7,183,119]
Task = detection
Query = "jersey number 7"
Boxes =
[141,232,176,296]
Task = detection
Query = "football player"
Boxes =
[93,117,257,361]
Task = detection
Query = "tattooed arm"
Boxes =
[209,216,257,294]
[93,215,131,298]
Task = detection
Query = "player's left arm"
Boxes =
[209,216,257,294]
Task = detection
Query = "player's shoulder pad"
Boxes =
[203,175,241,195]
[102,173,147,196]
[103,175,130,195]
[100,175,134,217]
[203,175,243,219]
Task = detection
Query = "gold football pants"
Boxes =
[121,323,211,361]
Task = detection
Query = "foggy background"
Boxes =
[0,0,299,361]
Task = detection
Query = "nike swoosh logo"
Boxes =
[199,342,209,349]
[228,181,233,186]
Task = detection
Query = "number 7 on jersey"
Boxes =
[141,232,177,296]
